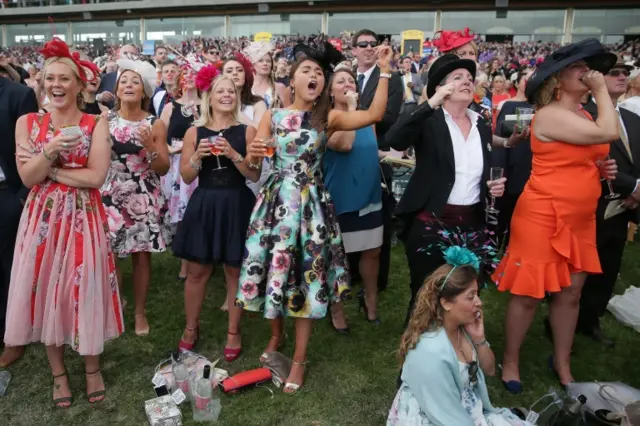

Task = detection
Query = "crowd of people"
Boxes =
[1,25,640,425]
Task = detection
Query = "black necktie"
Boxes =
[358,74,365,94]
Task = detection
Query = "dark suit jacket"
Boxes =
[358,65,403,145]
[584,101,640,224]
[380,103,492,223]
[0,78,39,199]
[97,71,118,109]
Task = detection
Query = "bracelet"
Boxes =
[50,167,59,182]
[379,72,392,79]
[42,149,54,161]
[247,160,261,170]
[232,154,245,164]
[473,339,490,348]
[188,156,202,170]
[146,151,159,163]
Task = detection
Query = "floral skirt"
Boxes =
[235,173,350,319]
[4,182,124,355]
[161,153,198,226]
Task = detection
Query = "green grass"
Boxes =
[1,243,640,426]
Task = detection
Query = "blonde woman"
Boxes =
[172,65,259,362]
[244,41,288,109]
[388,264,531,425]
[491,74,511,129]
[4,38,123,407]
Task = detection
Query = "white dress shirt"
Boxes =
[620,96,640,118]
[443,107,484,205]
[0,164,5,182]
[357,64,376,94]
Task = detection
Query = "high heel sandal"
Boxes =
[134,312,150,336]
[224,330,242,362]
[85,369,106,404]
[178,325,199,352]
[358,290,381,325]
[52,371,73,409]
[283,360,307,394]
[260,334,285,363]
[548,355,574,389]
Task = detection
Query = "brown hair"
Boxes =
[112,70,151,112]
[328,68,357,103]
[222,58,264,109]
[398,264,478,365]
[534,73,559,109]
[352,29,378,47]
[289,57,332,132]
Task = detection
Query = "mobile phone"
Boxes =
[59,125,83,138]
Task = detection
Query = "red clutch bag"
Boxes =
[221,368,272,394]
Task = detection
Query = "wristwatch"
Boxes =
[379,73,392,79]
[474,339,490,348]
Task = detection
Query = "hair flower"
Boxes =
[195,64,221,92]
[443,246,480,271]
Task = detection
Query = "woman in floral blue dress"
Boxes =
[236,41,392,393]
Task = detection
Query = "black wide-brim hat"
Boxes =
[426,54,477,98]
[525,38,618,104]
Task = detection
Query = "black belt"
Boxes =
[0,181,9,190]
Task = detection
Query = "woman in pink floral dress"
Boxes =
[4,38,123,408]
[100,58,170,337]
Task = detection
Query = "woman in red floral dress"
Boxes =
[3,38,123,408]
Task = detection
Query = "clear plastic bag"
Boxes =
[607,286,640,333]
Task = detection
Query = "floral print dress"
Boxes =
[101,112,171,254]
[236,109,350,319]
[4,113,124,355]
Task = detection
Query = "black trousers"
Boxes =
[578,212,630,332]
[348,169,396,292]
[0,186,23,342]
[403,204,485,326]
[497,192,521,248]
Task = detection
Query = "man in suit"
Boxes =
[0,76,39,368]
[351,29,403,295]
[578,63,640,347]
[399,56,423,115]
[97,43,140,108]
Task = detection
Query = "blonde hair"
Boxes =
[194,75,240,128]
[534,73,559,109]
[475,71,488,99]
[454,40,478,57]
[43,56,86,110]
[398,264,478,365]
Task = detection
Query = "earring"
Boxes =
[313,99,318,107]
[330,95,334,105]
[554,87,561,101]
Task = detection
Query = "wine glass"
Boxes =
[263,137,277,162]
[208,135,227,171]
[486,167,504,214]
[603,155,619,200]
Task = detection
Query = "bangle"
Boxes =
[189,156,202,170]
[232,154,245,164]
[42,149,54,161]
[50,167,59,182]
[247,160,261,170]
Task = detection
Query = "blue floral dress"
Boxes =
[236,109,350,319]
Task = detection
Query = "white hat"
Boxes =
[626,60,640,80]
[243,41,275,64]
[116,58,157,98]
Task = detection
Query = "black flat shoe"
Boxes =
[331,323,351,336]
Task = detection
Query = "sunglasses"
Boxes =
[608,69,631,77]
[468,361,479,387]
[208,50,220,55]
[356,41,378,49]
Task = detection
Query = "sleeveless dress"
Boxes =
[4,113,124,355]
[100,111,171,254]
[243,103,271,197]
[236,109,350,319]
[172,125,255,267]
[492,115,609,298]
[161,100,198,227]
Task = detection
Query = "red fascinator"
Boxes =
[40,37,100,83]
[232,53,255,88]
[433,28,475,53]
[195,64,221,92]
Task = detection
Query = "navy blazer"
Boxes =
[0,78,39,199]
[97,71,118,109]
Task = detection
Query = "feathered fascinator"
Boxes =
[116,58,158,98]
[243,41,275,64]
[433,27,476,53]
[232,52,256,88]
[292,34,345,74]
[40,37,100,83]
[195,64,221,92]
[419,221,501,291]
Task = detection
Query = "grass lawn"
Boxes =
[1,243,639,426]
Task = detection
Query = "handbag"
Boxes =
[221,368,272,394]
[567,382,640,426]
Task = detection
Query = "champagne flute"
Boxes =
[208,134,227,171]
[486,167,504,214]
[603,155,619,200]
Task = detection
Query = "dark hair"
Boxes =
[352,29,378,47]
[401,56,413,64]
[161,60,178,70]
[516,69,531,86]
[289,57,332,132]
[221,58,264,109]
[329,68,357,100]
[154,45,166,54]
[113,72,151,112]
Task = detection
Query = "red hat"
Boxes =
[432,28,475,53]
[40,37,99,83]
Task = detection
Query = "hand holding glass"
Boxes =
[515,107,533,133]
[602,155,619,200]
[208,136,227,171]
[486,167,504,214]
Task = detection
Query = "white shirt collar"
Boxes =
[357,64,376,79]
[442,107,481,125]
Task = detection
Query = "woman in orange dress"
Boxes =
[492,39,619,393]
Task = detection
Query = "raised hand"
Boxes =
[428,83,455,108]
[376,45,393,72]
[344,90,359,111]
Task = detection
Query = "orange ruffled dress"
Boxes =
[492,116,609,299]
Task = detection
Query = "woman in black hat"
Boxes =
[382,53,506,325]
[492,39,620,393]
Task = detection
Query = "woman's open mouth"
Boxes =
[308,80,318,93]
